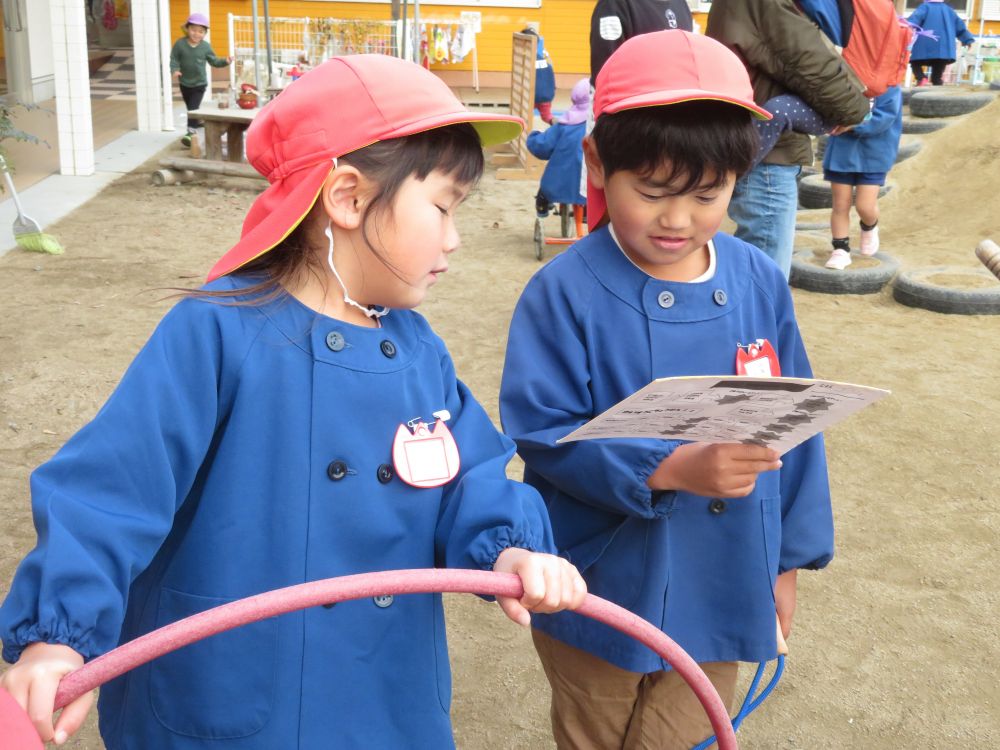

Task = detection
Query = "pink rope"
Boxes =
[52,569,737,749]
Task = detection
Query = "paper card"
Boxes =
[557,376,890,454]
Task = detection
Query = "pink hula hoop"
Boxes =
[52,569,737,749]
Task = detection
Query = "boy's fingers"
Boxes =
[497,596,531,627]
[735,444,781,463]
[517,562,546,610]
[53,690,94,744]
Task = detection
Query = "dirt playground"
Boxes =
[1,97,999,748]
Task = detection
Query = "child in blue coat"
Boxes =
[501,30,833,748]
[521,27,557,124]
[823,85,904,270]
[0,55,585,749]
[527,77,589,217]
[908,0,976,86]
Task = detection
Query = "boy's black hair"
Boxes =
[591,101,759,193]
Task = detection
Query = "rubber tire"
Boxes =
[798,174,892,210]
[895,138,922,164]
[900,87,915,105]
[790,249,900,295]
[901,117,950,134]
[812,134,828,161]
[991,80,1000,92]
[892,266,1000,315]
[909,90,994,118]
[534,218,543,261]
[797,166,818,183]
[560,204,573,238]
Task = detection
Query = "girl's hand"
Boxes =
[0,642,93,746]
[492,548,587,627]
[648,442,782,498]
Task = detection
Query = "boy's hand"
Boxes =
[648,442,782,498]
[0,642,93,745]
[172,70,181,80]
[492,548,587,627]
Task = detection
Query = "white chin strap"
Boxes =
[324,156,389,321]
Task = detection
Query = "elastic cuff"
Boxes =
[3,626,95,665]
[631,441,680,517]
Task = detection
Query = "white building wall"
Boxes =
[25,0,55,101]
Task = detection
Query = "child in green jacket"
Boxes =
[170,13,232,143]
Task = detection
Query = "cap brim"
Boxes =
[206,113,524,282]
[206,160,331,282]
[382,109,524,147]
[602,89,772,121]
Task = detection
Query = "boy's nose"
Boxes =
[658,201,691,231]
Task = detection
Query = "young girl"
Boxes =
[822,85,904,270]
[0,55,585,749]
[170,13,233,145]
[527,77,589,217]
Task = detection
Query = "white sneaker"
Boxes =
[825,248,852,270]
[860,225,880,256]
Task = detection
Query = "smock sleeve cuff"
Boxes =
[2,624,97,665]
[632,441,679,518]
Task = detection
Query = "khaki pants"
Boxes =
[532,629,739,750]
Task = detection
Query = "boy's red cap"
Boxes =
[588,30,772,228]
[207,55,523,282]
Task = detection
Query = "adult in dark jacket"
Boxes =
[590,0,692,84]
[908,0,976,86]
[706,0,870,279]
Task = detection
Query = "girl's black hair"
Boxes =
[192,123,484,304]
[591,101,759,194]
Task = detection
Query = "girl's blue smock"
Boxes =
[500,228,834,673]
[527,122,586,206]
[908,1,975,62]
[0,276,554,749]
[823,86,903,174]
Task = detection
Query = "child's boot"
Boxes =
[859,220,879,256]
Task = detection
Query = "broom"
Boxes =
[0,154,64,254]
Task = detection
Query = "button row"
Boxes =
[327,460,394,483]
[656,290,729,309]
[324,331,398,359]
[322,595,395,610]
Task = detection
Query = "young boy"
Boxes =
[170,13,233,146]
[500,30,833,748]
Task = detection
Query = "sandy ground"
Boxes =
[1,95,999,748]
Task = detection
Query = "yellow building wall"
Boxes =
[169,2,1000,78]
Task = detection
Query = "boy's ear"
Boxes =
[582,136,605,190]
[321,166,365,230]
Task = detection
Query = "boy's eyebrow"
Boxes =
[639,174,720,192]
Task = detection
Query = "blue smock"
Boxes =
[0,276,554,749]
[534,35,555,104]
[908,1,975,62]
[499,228,833,673]
[527,122,586,206]
[824,86,903,174]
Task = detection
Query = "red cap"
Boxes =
[207,55,523,282]
[588,30,771,228]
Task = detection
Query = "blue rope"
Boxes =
[689,655,785,750]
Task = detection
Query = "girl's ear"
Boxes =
[321,165,365,230]
[582,137,605,190]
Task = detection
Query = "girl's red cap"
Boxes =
[588,30,772,228]
[207,55,523,282]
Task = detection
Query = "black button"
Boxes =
[373,594,394,608]
[377,463,394,484]
[713,289,728,306]
[380,339,397,358]
[657,291,675,309]
[322,602,336,609]
[709,499,727,514]
[327,460,348,481]
[326,331,345,352]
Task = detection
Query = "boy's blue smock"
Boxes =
[0,277,554,749]
[527,122,586,206]
[908,1,975,62]
[824,86,903,174]
[500,228,833,673]
[534,35,556,104]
